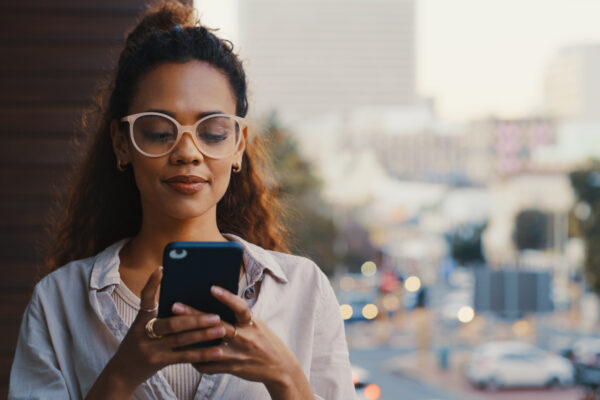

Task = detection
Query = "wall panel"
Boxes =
[0,0,148,395]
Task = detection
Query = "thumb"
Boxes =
[139,266,163,317]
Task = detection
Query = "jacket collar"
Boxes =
[224,233,288,284]
[89,235,288,291]
[89,238,129,291]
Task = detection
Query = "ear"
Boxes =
[110,120,132,164]
[233,125,247,165]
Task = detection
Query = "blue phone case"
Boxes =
[158,241,243,347]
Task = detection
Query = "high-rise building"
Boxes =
[544,44,600,120]
[238,0,416,117]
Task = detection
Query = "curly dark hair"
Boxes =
[45,0,288,271]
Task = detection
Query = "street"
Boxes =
[350,347,471,400]
[346,318,583,400]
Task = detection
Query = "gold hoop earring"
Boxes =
[232,163,241,173]
[117,160,127,172]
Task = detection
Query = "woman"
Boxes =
[8,1,354,399]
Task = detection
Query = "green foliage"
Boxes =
[262,113,340,276]
[569,160,600,294]
[446,222,487,266]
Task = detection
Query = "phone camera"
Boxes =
[169,249,188,259]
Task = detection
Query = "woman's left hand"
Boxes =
[172,285,314,400]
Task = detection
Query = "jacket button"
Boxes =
[244,287,255,299]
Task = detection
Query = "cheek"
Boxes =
[211,161,233,193]
[130,159,162,195]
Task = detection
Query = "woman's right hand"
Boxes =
[94,266,226,396]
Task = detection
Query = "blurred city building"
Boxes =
[467,117,556,181]
[351,103,468,185]
[536,44,600,173]
[238,0,416,117]
[544,44,600,121]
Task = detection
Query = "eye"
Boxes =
[198,132,228,143]
[144,131,176,142]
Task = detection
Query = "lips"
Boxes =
[163,175,208,195]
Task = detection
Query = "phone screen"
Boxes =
[158,241,243,347]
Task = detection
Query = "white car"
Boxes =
[466,341,573,390]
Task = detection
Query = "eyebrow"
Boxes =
[145,109,225,119]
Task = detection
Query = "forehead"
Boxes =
[128,60,237,117]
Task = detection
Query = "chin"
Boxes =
[163,201,216,221]
[164,206,208,221]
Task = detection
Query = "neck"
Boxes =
[120,205,226,273]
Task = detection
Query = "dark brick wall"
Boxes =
[0,1,151,396]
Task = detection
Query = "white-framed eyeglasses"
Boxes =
[120,112,247,159]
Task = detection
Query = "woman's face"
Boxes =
[111,60,244,222]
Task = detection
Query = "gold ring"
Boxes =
[141,304,158,313]
[145,317,162,339]
[223,325,237,344]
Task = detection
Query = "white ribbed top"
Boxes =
[111,280,201,400]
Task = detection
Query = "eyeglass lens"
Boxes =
[132,114,240,157]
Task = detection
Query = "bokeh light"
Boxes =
[361,261,377,276]
[364,383,381,400]
[512,319,532,336]
[362,304,379,320]
[457,306,475,323]
[340,304,353,320]
[404,276,421,292]
[382,294,400,311]
[339,276,356,291]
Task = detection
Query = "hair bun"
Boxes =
[125,0,197,45]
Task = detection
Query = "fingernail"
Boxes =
[210,327,225,336]
[211,286,223,295]
[172,302,185,313]
[158,266,164,273]
[206,314,220,323]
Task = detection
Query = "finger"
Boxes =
[162,325,226,349]
[165,346,223,365]
[192,361,235,375]
[211,285,252,324]
[139,266,163,315]
[171,302,207,316]
[152,314,221,337]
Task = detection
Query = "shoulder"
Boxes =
[34,238,127,298]
[260,246,334,300]
[266,250,327,282]
[33,255,96,299]
[225,234,333,296]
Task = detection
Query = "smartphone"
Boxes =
[158,241,243,347]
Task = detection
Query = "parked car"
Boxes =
[565,337,600,392]
[466,341,573,390]
[337,274,379,323]
[572,338,600,367]
[339,290,379,323]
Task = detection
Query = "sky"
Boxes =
[195,0,600,123]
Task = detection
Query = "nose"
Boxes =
[169,131,204,165]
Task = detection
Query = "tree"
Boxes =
[446,221,487,266]
[262,113,340,276]
[569,161,600,294]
